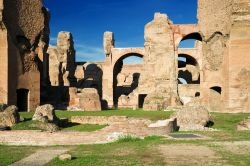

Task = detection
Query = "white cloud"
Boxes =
[49,37,57,46]
[75,44,104,62]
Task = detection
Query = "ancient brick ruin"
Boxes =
[0,0,249,113]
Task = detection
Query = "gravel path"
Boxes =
[0,119,172,146]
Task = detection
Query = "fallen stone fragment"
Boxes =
[59,154,72,161]
[237,117,250,131]
[0,105,20,127]
[171,105,213,131]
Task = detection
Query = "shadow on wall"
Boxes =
[76,63,107,109]
[209,86,222,112]
[16,89,29,112]
[42,86,70,110]
[114,73,141,108]
[178,70,200,84]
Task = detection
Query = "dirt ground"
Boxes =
[158,144,229,166]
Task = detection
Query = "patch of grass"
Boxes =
[62,124,107,132]
[144,136,165,141]
[11,120,40,130]
[56,109,172,121]
[19,109,172,122]
[11,119,107,132]
[0,146,38,166]
[211,112,250,132]
[116,135,141,143]
[48,138,166,166]
[19,112,34,119]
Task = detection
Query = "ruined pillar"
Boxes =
[47,32,76,87]
[140,13,181,110]
[102,31,115,108]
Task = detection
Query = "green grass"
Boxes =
[200,112,250,141]
[115,135,141,143]
[16,109,172,132]
[0,146,38,166]
[20,109,173,121]
[2,111,250,166]
[211,112,250,132]
[56,109,172,121]
[11,120,40,130]
[11,119,107,132]
[47,137,166,166]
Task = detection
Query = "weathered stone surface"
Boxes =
[48,32,75,86]
[0,104,8,111]
[71,116,128,125]
[3,0,45,45]
[171,106,212,131]
[29,121,59,132]
[0,0,49,112]
[198,0,233,39]
[69,88,101,111]
[143,93,181,111]
[148,118,177,132]
[32,104,58,123]
[0,106,20,127]
[104,31,114,56]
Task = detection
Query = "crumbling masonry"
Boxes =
[0,0,249,113]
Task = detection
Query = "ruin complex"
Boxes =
[0,0,249,113]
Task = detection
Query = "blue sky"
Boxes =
[44,0,198,62]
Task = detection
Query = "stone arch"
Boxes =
[209,86,222,112]
[177,32,203,48]
[113,52,144,108]
[178,54,200,84]
[181,32,203,42]
[173,24,202,48]
[178,54,199,69]
[111,48,145,67]
[210,86,222,94]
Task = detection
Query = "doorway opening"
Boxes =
[16,89,29,112]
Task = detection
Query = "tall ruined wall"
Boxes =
[198,0,250,112]
[140,13,181,110]
[227,0,250,112]
[198,0,232,112]
[48,32,76,87]
[0,0,49,111]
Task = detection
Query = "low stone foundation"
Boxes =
[71,116,128,125]
[71,116,177,136]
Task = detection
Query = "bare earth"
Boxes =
[158,144,229,166]
[10,148,68,166]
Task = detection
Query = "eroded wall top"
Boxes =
[2,0,46,46]
[198,0,233,40]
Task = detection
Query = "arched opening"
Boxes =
[178,32,202,48]
[209,86,222,112]
[210,86,222,94]
[177,32,202,104]
[16,89,29,112]
[113,53,143,108]
[178,54,200,84]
